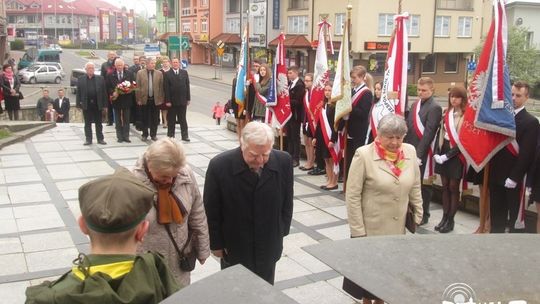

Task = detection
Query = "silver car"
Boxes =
[18,64,66,84]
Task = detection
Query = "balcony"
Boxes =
[437,0,474,11]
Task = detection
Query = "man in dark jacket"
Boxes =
[164,58,191,141]
[106,58,136,143]
[404,77,442,225]
[489,81,539,233]
[76,62,108,145]
[53,88,70,122]
[101,51,117,125]
[286,66,305,167]
[204,121,294,284]
[25,167,180,304]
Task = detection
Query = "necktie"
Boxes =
[148,71,153,98]
[175,70,178,75]
[118,72,122,80]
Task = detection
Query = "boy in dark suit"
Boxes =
[286,66,305,167]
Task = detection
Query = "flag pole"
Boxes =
[342,4,352,194]
[245,9,252,122]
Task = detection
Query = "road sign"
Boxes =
[467,60,477,71]
[181,59,188,69]
[217,40,225,49]
[169,36,191,51]
[217,48,224,57]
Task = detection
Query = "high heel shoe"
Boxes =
[439,218,454,233]
[434,215,448,231]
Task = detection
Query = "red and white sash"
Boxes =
[253,73,267,106]
[304,90,316,135]
[351,85,370,108]
[412,100,436,180]
[320,105,342,174]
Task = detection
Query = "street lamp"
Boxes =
[67,5,75,42]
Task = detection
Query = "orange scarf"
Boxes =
[374,140,405,177]
[156,184,183,224]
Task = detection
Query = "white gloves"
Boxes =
[417,158,422,166]
[504,178,517,189]
[434,154,448,164]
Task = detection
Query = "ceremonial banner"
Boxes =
[369,13,409,139]
[332,16,351,130]
[268,33,291,127]
[310,21,332,131]
[234,26,248,115]
[457,0,515,172]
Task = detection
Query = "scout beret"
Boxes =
[79,167,154,233]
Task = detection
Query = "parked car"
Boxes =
[18,64,66,84]
[18,62,64,74]
[48,44,63,53]
[17,48,61,70]
[70,68,100,94]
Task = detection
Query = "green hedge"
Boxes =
[407,84,417,98]
[10,39,24,51]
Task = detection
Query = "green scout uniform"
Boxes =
[25,167,181,304]
[25,253,179,304]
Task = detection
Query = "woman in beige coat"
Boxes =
[343,114,423,304]
[133,138,210,286]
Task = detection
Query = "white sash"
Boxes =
[413,100,436,180]
[320,106,341,174]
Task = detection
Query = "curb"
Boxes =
[0,123,56,150]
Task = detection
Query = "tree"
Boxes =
[475,25,540,85]
[136,15,150,41]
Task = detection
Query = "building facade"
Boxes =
[506,0,540,50]
[0,0,7,62]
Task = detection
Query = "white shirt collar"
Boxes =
[514,106,525,115]
[290,77,299,89]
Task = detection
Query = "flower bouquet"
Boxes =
[112,80,137,101]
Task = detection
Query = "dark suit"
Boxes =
[1,76,22,120]
[101,60,115,124]
[489,108,539,233]
[129,64,144,126]
[53,97,70,122]
[286,78,306,162]
[404,96,442,220]
[76,74,108,142]
[106,69,135,141]
[345,84,373,178]
[203,147,294,284]
[164,69,191,139]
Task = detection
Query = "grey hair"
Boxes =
[144,138,186,172]
[241,121,274,148]
[377,113,408,137]
[84,62,95,69]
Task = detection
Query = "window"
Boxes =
[201,19,208,33]
[335,13,345,35]
[422,54,436,73]
[289,0,309,10]
[526,31,534,48]
[405,15,420,37]
[200,0,208,6]
[457,16,472,37]
[228,0,240,13]
[27,15,36,23]
[437,0,473,11]
[7,16,16,23]
[253,16,265,35]
[288,15,308,34]
[378,14,394,36]
[193,20,197,32]
[30,3,40,9]
[182,21,191,32]
[225,18,240,33]
[435,16,450,37]
[444,53,458,73]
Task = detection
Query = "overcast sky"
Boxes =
[103,0,157,17]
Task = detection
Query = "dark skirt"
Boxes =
[314,126,331,159]
[302,122,313,137]
[435,140,463,180]
[4,95,20,111]
[466,167,484,185]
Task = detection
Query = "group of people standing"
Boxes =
[77,51,192,145]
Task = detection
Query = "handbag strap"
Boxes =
[164,223,192,258]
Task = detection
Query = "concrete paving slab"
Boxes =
[0,281,29,304]
[46,163,85,180]
[7,183,51,204]
[21,231,75,253]
[293,209,340,227]
[0,143,28,155]
[317,224,350,241]
[77,161,114,177]
[26,247,78,272]
[282,280,355,304]
[0,154,33,167]
[301,195,345,209]
[3,167,41,183]
[0,218,18,234]
[321,205,348,219]
[0,206,14,219]
[293,199,316,213]
[0,253,28,276]
[275,257,312,282]
[0,238,23,255]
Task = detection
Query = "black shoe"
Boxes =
[292,160,299,167]
[434,216,448,231]
[182,137,190,142]
[338,176,344,183]
[83,141,92,146]
[419,217,429,226]
[124,139,131,143]
[141,136,148,142]
[308,168,326,176]
[106,123,113,126]
[151,136,158,141]
[97,140,107,145]
[439,218,454,233]
[117,139,123,143]
[323,185,338,190]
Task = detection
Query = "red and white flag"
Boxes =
[267,33,291,127]
[369,13,409,139]
[309,20,332,132]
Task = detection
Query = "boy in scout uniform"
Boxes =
[25,167,180,304]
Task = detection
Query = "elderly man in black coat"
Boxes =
[164,58,191,141]
[106,58,136,143]
[76,62,108,145]
[203,121,294,284]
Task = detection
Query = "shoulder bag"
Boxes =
[164,224,197,272]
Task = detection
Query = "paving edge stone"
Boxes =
[0,123,56,150]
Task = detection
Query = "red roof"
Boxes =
[6,0,123,16]
[210,33,241,45]
[268,35,311,48]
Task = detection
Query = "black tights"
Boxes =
[441,176,461,218]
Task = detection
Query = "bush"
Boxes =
[407,84,417,98]
[10,39,24,51]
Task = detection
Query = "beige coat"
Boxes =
[133,157,210,286]
[135,69,164,106]
[346,142,423,237]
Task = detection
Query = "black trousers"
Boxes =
[489,183,523,233]
[83,104,104,142]
[141,100,159,138]
[114,108,131,141]
[107,101,114,124]
[345,137,363,179]
[419,161,433,219]
[167,105,188,138]
[286,120,301,161]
